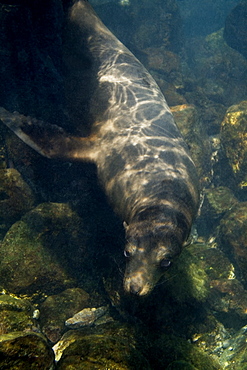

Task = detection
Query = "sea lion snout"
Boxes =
[123,256,168,296]
[123,225,178,296]
[124,275,154,296]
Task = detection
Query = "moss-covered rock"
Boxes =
[224,1,247,59]
[39,288,90,343]
[220,101,247,190]
[192,29,247,108]
[131,0,182,52]
[203,186,238,219]
[164,244,212,304]
[0,202,89,294]
[219,202,247,284]
[0,168,35,237]
[167,361,198,370]
[149,333,221,370]
[0,294,37,334]
[0,331,55,369]
[220,324,247,369]
[171,104,211,179]
[199,186,239,235]
[55,322,151,369]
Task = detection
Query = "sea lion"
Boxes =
[0,0,200,296]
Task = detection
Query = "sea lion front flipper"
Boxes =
[0,107,96,162]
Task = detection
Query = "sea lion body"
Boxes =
[0,0,200,296]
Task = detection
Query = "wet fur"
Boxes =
[0,0,200,296]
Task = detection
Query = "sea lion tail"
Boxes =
[0,107,96,162]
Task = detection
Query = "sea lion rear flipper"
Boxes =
[0,107,96,162]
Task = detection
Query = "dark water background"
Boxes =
[0,0,247,368]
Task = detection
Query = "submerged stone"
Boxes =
[172,104,211,179]
[219,202,247,284]
[39,288,90,344]
[220,324,247,369]
[54,322,151,369]
[220,101,247,190]
[203,186,238,219]
[0,294,37,334]
[200,186,239,235]
[65,305,113,329]
[167,361,198,370]
[0,168,34,237]
[149,333,221,370]
[0,202,89,294]
[164,243,211,304]
[224,1,247,59]
[0,331,55,369]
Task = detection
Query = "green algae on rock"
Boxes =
[220,101,247,190]
[149,333,221,370]
[0,168,35,237]
[39,288,90,344]
[0,331,55,369]
[220,324,247,370]
[0,202,89,295]
[171,104,211,180]
[219,202,247,284]
[199,186,239,235]
[166,361,198,370]
[164,243,211,303]
[203,187,238,219]
[54,322,151,369]
[0,294,37,334]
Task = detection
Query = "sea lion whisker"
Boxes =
[156,273,178,286]
[109,256,124,276]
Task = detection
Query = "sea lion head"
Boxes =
[123,220,183,296]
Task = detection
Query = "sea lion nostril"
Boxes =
[129,283,141,295]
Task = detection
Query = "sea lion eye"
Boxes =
[124,250,131,258]
[160,259,171,269]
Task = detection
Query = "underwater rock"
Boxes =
[95,0,182,54]
[54,322,151,368]
[184,29,247,114]
[171,104,211,179]
[166,362,198,370]
[219,324,247,369]
[131,0,182,53]
[220,101,247,191]
[224,0,247,59]
[0,168,35,237]
[0,202,89,294]
[142,47,186,107]
[199,186,239,235]
[39,288,90,344]
[209,278,247,321]
[144,47,183,87]
[148,333,221,370]
[0,294,38,334]
[162,243,230,305]
[144,48,181,78]
[219,202,247,284]
[0,331,55,369]
[65,305,113,329]
[203,187,238,219]
[166,244,210,303]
